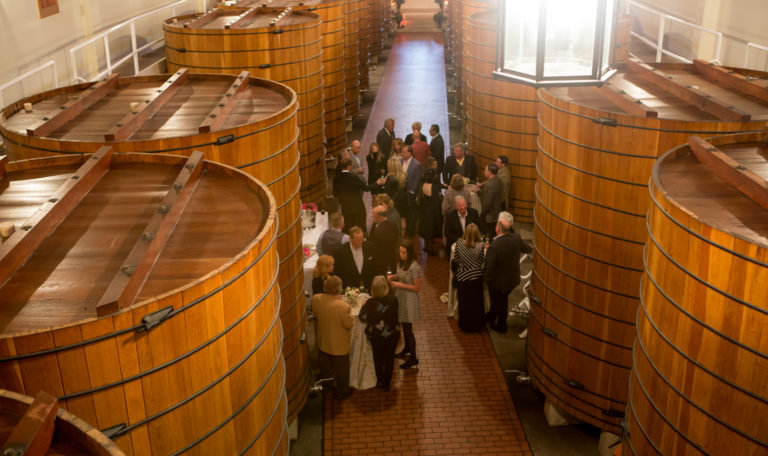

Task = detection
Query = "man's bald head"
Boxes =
[351,140,361,154]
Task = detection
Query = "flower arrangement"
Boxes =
[301,202,318,212]
[342,286,364,306]
[303,246,312,259]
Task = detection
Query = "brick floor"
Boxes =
[323,254,532,455]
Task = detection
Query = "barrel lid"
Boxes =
[545,60,768,122]
[165,7,319,30]
[225,0,343,8]
[654,131,768,247]
[0,72,293,144]
[0,151,274,335]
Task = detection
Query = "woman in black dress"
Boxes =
[311,254,335,295]
[418,157,443,255]
[451,223,485,331]
[367,142,387,195]
[358,275,400,389]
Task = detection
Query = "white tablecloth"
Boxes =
[303,212,329,304]
[346,293,377,391]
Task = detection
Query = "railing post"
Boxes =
[656,16,665,62]
[70,48,79,84]
[52,61,59,88]
[104,35,112,76]
[714,33,722,64]
[130,21,139,75]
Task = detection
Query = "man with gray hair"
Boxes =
[444,195,480,254]
[443,142,477,183]
[483,216,532,333]
[376,117,396,159]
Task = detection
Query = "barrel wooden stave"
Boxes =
[465,9,538,222]
[0,153,287,455]
[343,0,361,118]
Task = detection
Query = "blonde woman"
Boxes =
[385,155,409,232]
[312,254,335,295]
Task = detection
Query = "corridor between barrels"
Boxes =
[321,30,533,456]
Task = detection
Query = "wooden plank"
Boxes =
[688,135,768,211]
[595,82,658,118]
[269,7,293,27]
[96,151,205,315]
[183,9,222,29]
[625,58,751,122]
[0,155,7,180]
[26,74,120,137]
[1,391,58,456]
[198,71,250,133]
[225,7,262,29]
[0,146,113,288]
[692,59,768,104]
[104,69,189,141]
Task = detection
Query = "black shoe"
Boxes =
[395,350,411,359]
[399,358,419,369]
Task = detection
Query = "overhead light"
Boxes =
[494,0,618,87]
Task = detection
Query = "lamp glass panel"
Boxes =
[601,0,616,73]
[542,0,598,77]
[503,0,540,76]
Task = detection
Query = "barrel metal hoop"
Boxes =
[468,118,539,136]
[637,271,768,405]
[645,219,768,317]
[164,21,322,37]
[467,133,538,153]
[529,307,631,370]
[538,94,764,135]
[166,49,323,71]
[166,36,323,54]
[236,130,299,169]
[538,141,648,188]
[643,249,768,361]
[625,380,665,455]
[274,67,324,84]
[285,365,312,416]
[464,80,539,104]
[464,99,538,119]
[536,162,646,218]
[533,242,641,300]
[538,118,658,160]
[0,224,278,363]
[648,184,768,269]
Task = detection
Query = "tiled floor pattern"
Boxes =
[323,253,532,455]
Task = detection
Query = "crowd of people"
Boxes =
[311,117,531,399]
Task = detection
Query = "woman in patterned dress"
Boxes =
[451,223,485,332]
[388,241,421,369]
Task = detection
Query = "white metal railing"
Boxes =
[69,0,198,83]
[0,60,58,108]
[625,1,722,64]
[745,42,768,71]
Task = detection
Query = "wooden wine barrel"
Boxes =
[358,0,370,92]
[446,0,462,106]
[0,73,310,426]
[343,0,361,119]
[465,9,537,223]
[227,0,348,157]
[163,7,327,205]
[368,0,384,58]
[627,131,768,455]
[0,389,124,455]
[529,60,768,433]
[0,151,288,456]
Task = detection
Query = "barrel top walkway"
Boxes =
[323,30,532,456]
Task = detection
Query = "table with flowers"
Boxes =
[344,287,377,391]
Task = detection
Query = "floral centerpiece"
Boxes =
[303,245,312,259]
[342,286,364,308]
[301,202,318,212]
[301,202,318,229]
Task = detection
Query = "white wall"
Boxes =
[622,0,768,69]
[0,0,213,107]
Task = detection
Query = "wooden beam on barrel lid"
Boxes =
[594,82,658,118]
[199,71,250,133]
[26,74,120,137]
[104,69,189,141]
[225,7,262,29]
[626,58,751,122]
[688,135,768,211]
[269,7,293,28]
[184,9,222,29]
[0,146,113,288]
[692,59,768,104]
[1,391,58,456]
[96,151,204,316]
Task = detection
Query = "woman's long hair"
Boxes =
[387,156,407,189]
[313,254,334,278]
[461,223,482,249]
[398,240,417,270]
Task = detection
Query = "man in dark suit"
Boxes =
[483,216,532,333]
[376,117,396,160]
[428,124,445,175]
[333,158,380,234]
[399,144,422,237]
[368,204,399,274]
[333,227,376,290]
[444,195,480,254]
[443,143,477,184]
[479,163,504,237]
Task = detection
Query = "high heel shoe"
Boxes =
[399,358,419,369]
[395,349,411,359]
